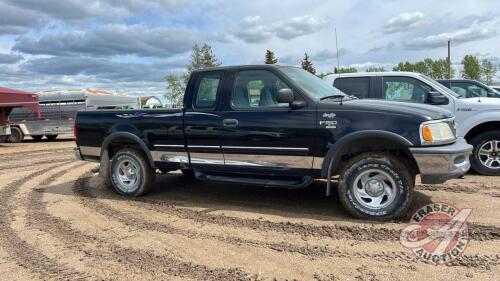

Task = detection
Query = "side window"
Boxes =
[383,77,431,103]
[232,70,290,109]
[333,77,370,98]
[451,82,488,98]
[194,72,221,109]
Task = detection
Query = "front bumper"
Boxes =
[74,147,84,161]
[409,138,473,184]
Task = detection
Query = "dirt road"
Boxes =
[1,139,499,280]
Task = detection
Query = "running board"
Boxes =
[194,171,312,189]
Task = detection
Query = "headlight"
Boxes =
[420,119,456,145]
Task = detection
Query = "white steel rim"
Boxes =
[478,140,500,169]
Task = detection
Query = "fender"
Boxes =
[459,111,500,138]
[320,130,413,178]
[101,132,155,167]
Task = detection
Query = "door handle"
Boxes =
[222,118,239,127]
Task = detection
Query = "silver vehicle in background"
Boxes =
[9,88,139,142]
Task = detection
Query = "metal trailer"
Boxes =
[9,89,139,142]
[0,87,40,143]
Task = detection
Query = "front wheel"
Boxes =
[470,131,500,175]
[338,153,414,220]
[9,127,24,143]
[110,148,155,197]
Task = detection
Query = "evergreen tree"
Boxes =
[334,67,357,74]
[301,53,316,74]
[366,66,386,72]
[183,43,221,85]
[265,50,278,64]
[461,55,481,80]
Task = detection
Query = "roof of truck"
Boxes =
[191,64,299,73]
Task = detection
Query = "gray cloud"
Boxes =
[235,15,326,43]
[4,0,192,21]
[312,48,348,62]
[13,24,197,58]
[0,2,45,34]
[0,53,24,64]
[21,56,185,82]
[403,25,496,50]
[383,12,428,34]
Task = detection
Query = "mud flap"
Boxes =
[99,149,112,187]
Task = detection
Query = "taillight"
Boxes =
[73,120,77,138]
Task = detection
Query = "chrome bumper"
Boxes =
[74,147,84,161]
[409,138,473,184]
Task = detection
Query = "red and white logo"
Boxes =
[400,203,472,265]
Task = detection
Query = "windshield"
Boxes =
[418,74,461,98]
[280,67,346,99]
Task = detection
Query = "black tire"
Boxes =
[338,153,414,220]
[45,135,58,141]
[470,131,500,175]
[110,148,155,197]
[31,135,43,141]
[9,127,24,143]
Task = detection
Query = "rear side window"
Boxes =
[194,72,221,109]
[333,77,370,98]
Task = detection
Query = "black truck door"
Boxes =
[219,69,316,176]
[184,70,225,170]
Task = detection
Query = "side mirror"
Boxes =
[427,91,449,105]
[277,88,294,104]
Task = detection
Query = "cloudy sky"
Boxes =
[0,0,499,97]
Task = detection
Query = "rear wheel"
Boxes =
[45,135,58,141]
[338,153,414,220]
[110,148,155,197]
[9,127,24,143]
[470,131,500,175]
[31,135,43,141]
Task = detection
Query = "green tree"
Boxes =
[393,58,454,79]
[183,43,221,85]
[393,61,414,72]
[265,50,278,64]
[366,66,386,72]
[481,59,496,84]
[301,53,316,74]
[461,55,481,80]
[165,75,184,108]
[334,66,357,74]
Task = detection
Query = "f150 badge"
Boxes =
[320,113,337,128]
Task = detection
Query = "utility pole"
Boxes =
[335,27,340,71]
[447,40,451,78]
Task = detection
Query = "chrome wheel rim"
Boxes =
[478,140,500,169]
[353,169,397,209]
[115,158,141,192]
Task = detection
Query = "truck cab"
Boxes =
[75,65,472,220]
[328,72,500,175]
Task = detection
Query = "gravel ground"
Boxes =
[0,138,499,280]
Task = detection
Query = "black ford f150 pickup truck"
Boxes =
[74,65,472,219]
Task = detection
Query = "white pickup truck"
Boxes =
[326,72,500,175]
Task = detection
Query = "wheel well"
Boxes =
[106,137,145,160]
[332,138,418,176]
[465,121,500,142]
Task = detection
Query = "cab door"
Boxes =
[219,69,316,176]
[184,71,225,170]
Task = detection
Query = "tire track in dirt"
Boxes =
[32,171,264,281]
[0,148,73,159]
[417,183,500,196]
[74,175,500,269]
[0,156,74,171]
[0,162,92,281]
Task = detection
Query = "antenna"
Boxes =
[335,27,340,71]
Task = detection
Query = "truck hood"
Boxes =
[458,97,500,110]
[320,99,453,121]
